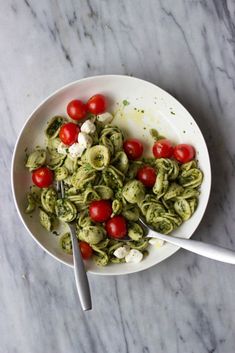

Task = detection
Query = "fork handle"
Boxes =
[147,230,235,264]
[68,224,92,310]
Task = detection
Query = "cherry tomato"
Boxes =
[137,166,156,187]
[173,144,195,163]
[152,139,173,158]
[87,94,106,114]
[32,167,54,188]
[123,139,144,160]
[67,99,87,121]
[105,215,127,239]
[79,241,93,260]
[89,200,113,223]
[59,123,80,146]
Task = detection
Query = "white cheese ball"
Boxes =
[96,112,113,125]
[68,143,85,158]
[81,120,96,134]
[77,132,93,148]
[125,249,143,263]
[113,246,129,259]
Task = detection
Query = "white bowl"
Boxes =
[11,75,211,275]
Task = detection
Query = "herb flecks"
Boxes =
[84,163,94,171]
[150,128,165,141]
[122,99,130,106]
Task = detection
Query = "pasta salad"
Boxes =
[24,94,203,266]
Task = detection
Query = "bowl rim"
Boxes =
[11,74,211,275]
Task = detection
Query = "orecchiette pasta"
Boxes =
[78,226,105,245]
[39,208,53,231]
[123,180,145,204]
[41,188,57,213]
[60,232,72,254]
[25,149,46,171]
[45,116,64,139]
[25,193,36,214]
[87,145,110,170]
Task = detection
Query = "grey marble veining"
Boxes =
[1,0,235,352]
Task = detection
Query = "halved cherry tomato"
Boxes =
[137,166,156,187]
[152,139,173,158]
[89,200,112,223]
[32,167,54,188]
[123,139,143,160]
[87,94,106,114]
[173,144,195,163]
[59,122,80,146]
[105,215,127,239]
[67,99,87,121]
[79,241,93,260]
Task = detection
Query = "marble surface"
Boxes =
[1,0,235,352]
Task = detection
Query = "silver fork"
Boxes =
[57,180,92,311]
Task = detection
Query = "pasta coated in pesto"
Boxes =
[39,208,53,231]
[25,193,36,214]
[128,222,144,241]
[123,180,145,204]
[25,149,46,171]
[45,116,64,139]
[24,107,203,266]
[60,232,72,254]
[41,188,57,213]
[55,199,77,222]
[87,145,110,170]
[54,166,69,181]
[78,226,105,245]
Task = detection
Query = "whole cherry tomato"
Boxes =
[137,166,156,187]
[105,216,127,239]
[87,94,106,114]
[59,123,80,146]
[173,144,195,163]
[89,200,113,222]
[123,139,144,160]
[67,99,87,121]
[32,167,54,188]
[152,139,174,158]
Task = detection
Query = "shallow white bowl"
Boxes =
[11,75,211,275]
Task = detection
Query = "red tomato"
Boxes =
[59,123,80,146]
[79,241,93,260]
[67,99,87,121]
[32,167,54,188]
[152,139,173,158]
[87,94,106,114]
[89,200,113,223]
[173,144,195,163]
[137,166,156,187]
[105,216,127,239]
[123,139,144,160]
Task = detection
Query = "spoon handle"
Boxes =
[147,230,235,264]
[68,223,92,311]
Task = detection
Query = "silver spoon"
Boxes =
[125,218,235,264]
[57,181,92,311]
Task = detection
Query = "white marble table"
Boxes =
[1,0,235,352]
